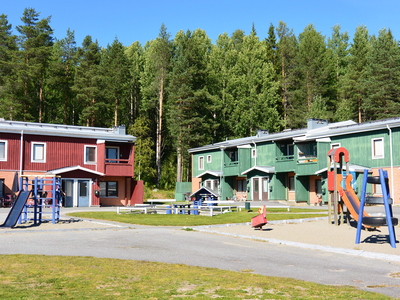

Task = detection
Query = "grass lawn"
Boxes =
[67,208,327,226]
[0,255,391,299]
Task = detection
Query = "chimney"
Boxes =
[307,119,328,130]
[257,129,269,138]
[114,125,126,135]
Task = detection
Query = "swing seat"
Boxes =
[362,216,398,227]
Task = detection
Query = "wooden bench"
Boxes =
[116,204,156,214]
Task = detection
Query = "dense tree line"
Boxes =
[1,8,400,188]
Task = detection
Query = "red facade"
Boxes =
[0,122,143,207]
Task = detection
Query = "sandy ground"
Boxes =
[195,217,400,257]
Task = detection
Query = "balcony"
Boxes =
[275,155,296,172]
[296,157,319,176]
[224,161,239,176]
[104,158,133,177]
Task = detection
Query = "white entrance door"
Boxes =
[252,177,269,201]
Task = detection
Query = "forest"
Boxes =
[1,8,400,189]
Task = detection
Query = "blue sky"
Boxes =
[2,1,400,47]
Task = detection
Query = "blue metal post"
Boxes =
[355,169,368,244]
[379,169,396,248]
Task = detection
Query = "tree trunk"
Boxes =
[114,98,119,127]
[176,145,182,183]
[39,77,43,123]
[156,76,164,187]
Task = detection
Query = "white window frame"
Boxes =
[330,143,341,149]
[371,138,384,159]
[84,145,97,164]
[0,140,7,161]
[198,156,204,170]
[31,142,46,163]
[204,179,219,191]
[251,148,257,158]
[207,155,212,163]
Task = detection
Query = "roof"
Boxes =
[196,170,222,178]
[190,186,220,197]
[0,119,136,143]
[188,117,400,154]
[241,166,275,175]
[299,118,400,142]
[188,128,308,153]
[45,165,104,176]
[315,164,371,175]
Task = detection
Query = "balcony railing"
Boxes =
[276,155,295,161]
[224,161,238,167]
[297,156,318,164]
[105,158,130,164]
[104,158,133,176]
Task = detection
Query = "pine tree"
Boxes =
[100,38,131,127]
[128,116,156,183]
[125,41,143,124]
[327,24,349,119]
[290,24,334,127]
[167,29,213,182]
[0,14,18,120]
[340,26,371,122]
[72,35,104,126]
[140,24,172,187]
[362,29,400,120]
[45,28,77,124]
[207,32,238,141]
[230,32,282,137]
[15,8,54,122]
[276,21,298,127]
[265,23,278,72]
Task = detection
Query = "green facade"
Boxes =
[189,118,400,205]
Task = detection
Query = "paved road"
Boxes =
[1,205,400,298]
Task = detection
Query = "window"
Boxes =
[204,179,218,191]
[31,142,46,163]
[315,180,322,195]
[251,148,257,158]
[287,144,294,157]
[207,155,212,163]
[372,138,384,159]
[330,143,341,149]
[288,176,295,191]
[106,146,119,163]
[198,156,204,170]
[99,181,118,197]
[85,146,96,164]
[0,140,7,161]
[237,179,247,192]
[228,150,238,161]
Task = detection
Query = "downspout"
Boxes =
[252,141,257,167]
[219,146,225,201]
[387,125,394,201]
[252,140,257,200]
[19,130,24,177]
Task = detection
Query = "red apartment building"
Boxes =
[0,119,143,207]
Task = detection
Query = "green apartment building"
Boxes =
[188,118,400,205]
